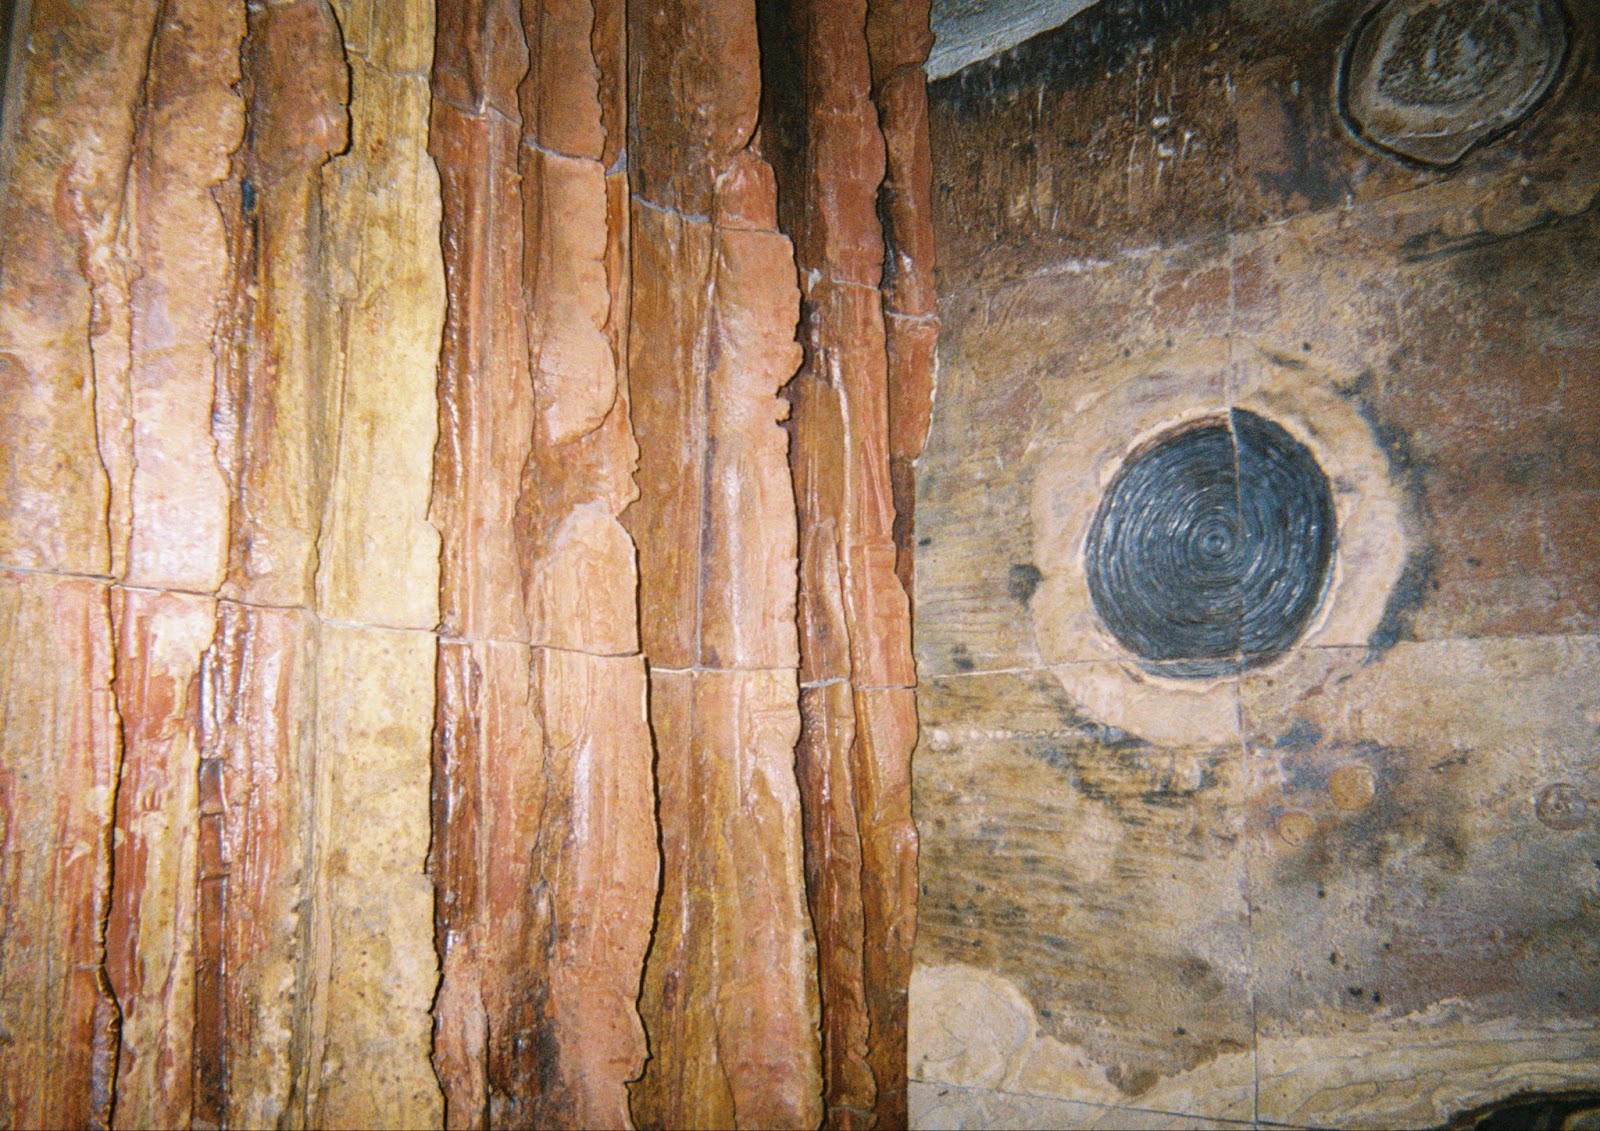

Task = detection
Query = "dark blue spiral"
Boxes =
[1084,410,1336,678]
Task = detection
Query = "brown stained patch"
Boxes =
[1360,209,1600,639]
[193,755,226,1129]
[987,379,1043,464]
[1229,0,1432,226]
[1233,55,1348,221]
[914,671,1251,1096]
[1244,640,1600,1040]
[1232,0,1600,227]
[913,441,1041,676]
[927,0,1234,285]
[1223,246,1274,320]
[1247,732,1471,906]
[1150,263,1231,327]
[924,236,1235,495]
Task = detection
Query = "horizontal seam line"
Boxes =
[0,564,638,653]
[648,664,798,674]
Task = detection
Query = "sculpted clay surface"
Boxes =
[0,0,936,1126]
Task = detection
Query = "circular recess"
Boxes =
[1341,0,1569,167]
[1084,409,1336,678]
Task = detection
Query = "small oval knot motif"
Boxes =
[1534,782,1589,831]
[1277,810,1317,847]
[1329,764,1378,812]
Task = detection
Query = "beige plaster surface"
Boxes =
[914,6,1600,1126]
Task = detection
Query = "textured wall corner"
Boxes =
[926,0,1102,79]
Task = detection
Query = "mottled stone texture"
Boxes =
[0,0,936,1126]
[915,1,1600,1128]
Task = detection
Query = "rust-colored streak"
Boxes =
[430,0,533,647]
[0,1,157,1123]
[628,0,763,219]
[96,4,245,1128]
[200,603,319,1129]
[777,0,933,1125]
[867,0,937,607]
[429,4,538,1126]
[622,204,712,670]
[193,753,226,1129]
[121,0,244,596]
[516,6,660,1119]
[429,643,490,1131]
[632,669,820,1130]
[628,671,737,1128]
[431,640,543,1129]
[797,681,875,1119]
[101,1,245,1126]
[0,0,159,578]
[106,587,217,1129]
[853,687,919,1129]
[0,573,121,1130]
[429,103,535,643]
[625,0,825,1125]
[218,0,349,611]
[526,649,657,1128]
[522,0,607,161]
[430,0,657,1125]
[200,11,348,1116]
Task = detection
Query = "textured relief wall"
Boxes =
[912,0,1600,1127]
[0,1,934,1128]
[2,3,445,1125]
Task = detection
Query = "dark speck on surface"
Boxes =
[1008,563,1044,604]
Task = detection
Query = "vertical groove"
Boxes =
[765,0,934,1124]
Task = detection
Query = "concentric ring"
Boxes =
[1084,409,1336,678]
[1339,0,1569,167]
